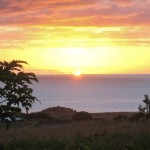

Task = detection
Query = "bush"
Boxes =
[130,112,144,121]
[138,95,150,118]
[114,114,128,122]
[23,112,53,120]
[72,111,93,121]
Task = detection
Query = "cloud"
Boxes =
[0,25,149,51]
[46,69,65,74]
[0,0,149,50]
[0,0,149,26]
[111,0,135,7]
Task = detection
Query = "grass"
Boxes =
[1,112,150,149]
[2,133,150,150]
[3,139,67,150]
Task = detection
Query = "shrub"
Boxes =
[138,95,150,118]
[72,111,93,121]
[23,112,53,120]
[130,112,145,121]
[114,114,128,122]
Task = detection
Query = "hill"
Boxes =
[41,106,76,121]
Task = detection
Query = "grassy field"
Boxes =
[0,109,150,150]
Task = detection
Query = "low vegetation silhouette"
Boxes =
[138,94,150,118]
[72,111,93,121]
[0,60,39,128]
[23,112,53,120]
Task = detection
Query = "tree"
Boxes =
[0,60,39,127]
[138,95,150,118]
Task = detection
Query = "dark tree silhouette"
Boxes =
[138,95,150,118]
[0,60,39,127]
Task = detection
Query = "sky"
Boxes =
[0,0,150,74]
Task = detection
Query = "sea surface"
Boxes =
[29,74,150,113]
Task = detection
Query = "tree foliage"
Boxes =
[0,60,39,125]
[138,95,150,118]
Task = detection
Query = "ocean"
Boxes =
[30,74,150,113]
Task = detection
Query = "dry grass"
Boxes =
[1,112,150,149]
[0,113,150,143]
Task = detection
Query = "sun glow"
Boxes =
[74,70,81,76]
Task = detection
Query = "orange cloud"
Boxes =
[111,0,135,7]
[0,0,149,50]
[0,0,149,26]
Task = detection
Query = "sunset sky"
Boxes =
[0,0,150,74]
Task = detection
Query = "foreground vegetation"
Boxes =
[1,111,150,150]
[2,132,150,150]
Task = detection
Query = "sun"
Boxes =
[74,70,81,76]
